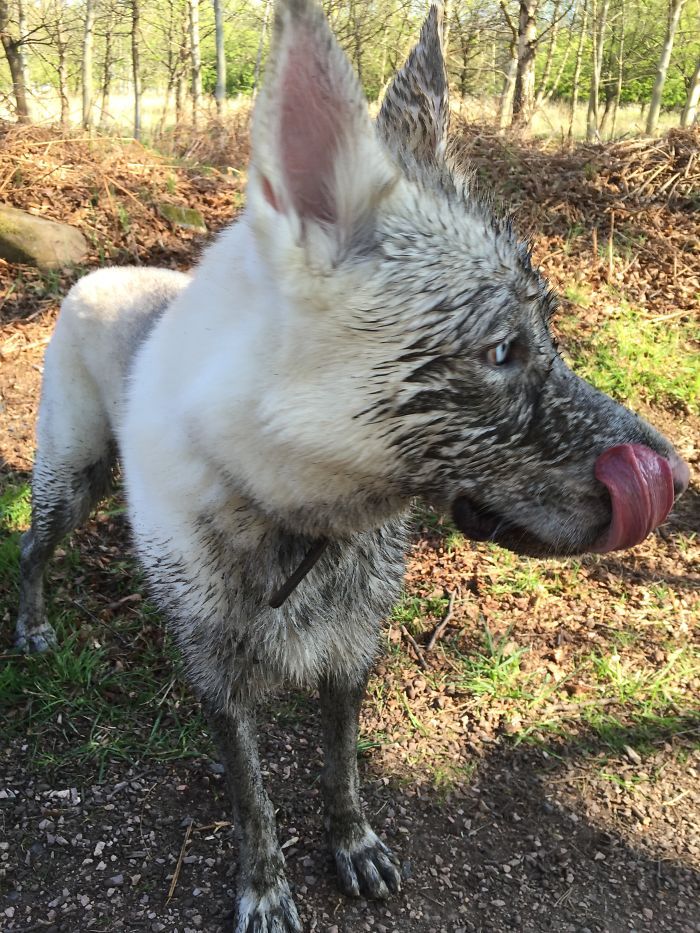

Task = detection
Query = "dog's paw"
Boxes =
[14,622,57,654]
[333,827,401,900]
[234,884,303,933]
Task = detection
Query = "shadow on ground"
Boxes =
[1,684,698,933]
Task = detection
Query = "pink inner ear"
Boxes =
[279,31,347,224]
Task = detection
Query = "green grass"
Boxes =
[564,307,700,414]
[391,594,450,637]
[0,475,209,778]
[1,605,209,777]
[564,282,594,308]
[451,624,531,701]
[0,481,31,590]
[516,643,699,760]
[590,646,698,710]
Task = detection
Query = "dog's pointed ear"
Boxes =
[376,2,449,164]
[249,0,395,256]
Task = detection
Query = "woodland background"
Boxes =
[1,0,700,142]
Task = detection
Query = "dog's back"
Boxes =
[43,266,190,438]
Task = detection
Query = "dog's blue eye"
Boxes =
[487,341,510,366]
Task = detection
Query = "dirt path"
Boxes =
[2,720,698,933]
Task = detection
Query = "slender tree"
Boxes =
[498,0,519,128]
[534,0,562,109]
[681,59,700,126]
[82,0,96,129]
[213,0,225,116]
[252,0,272,94]
[0,0,31,122]
[512,0,539,127]
[646,0,688,134]
[188,0,201,126]
[569,0,588,140]
[587,0,610,142]
[609,0,625,139]
[99,1,118,125]
[131,0,142,140]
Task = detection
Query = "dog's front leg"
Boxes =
[319,674,401,900]
[205,700,302,933]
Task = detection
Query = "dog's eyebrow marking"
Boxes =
[268,538,329,608]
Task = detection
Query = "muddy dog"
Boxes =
[15,1,689,930]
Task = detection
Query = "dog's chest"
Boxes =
[162,514,410,700]
[247,521,408,685]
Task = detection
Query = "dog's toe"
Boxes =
[14,623,57,654]
[235,886,302,933]
[333,830,401,900]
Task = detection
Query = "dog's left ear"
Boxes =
[249,0,395,258]
[376,2,449,165]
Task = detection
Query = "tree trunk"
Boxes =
[100,6,116,125]
[252,0,272,94]
[569,0,588,140]
[443,0,453,49]
[499,42,518,129]
[189,0,202,126]
[82,0,96,130]
[534,0,561,109]
[543,25,574,104]
[609,0,625,139]
[175,40,188,126]
[131,0,142,141]
[213,0,225,117]
[681,59,700,126]
[0,0,30,122]
[512,0,538,128]
[646,0,688,135]
[497,1,519,129]
[586,0,610,142]
[56,9,69,127]
[17,0,29,115]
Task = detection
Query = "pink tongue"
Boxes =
[593,444,674,553]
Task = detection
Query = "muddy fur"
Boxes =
[15,3,687,932]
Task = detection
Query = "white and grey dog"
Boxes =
[15,1,689,930]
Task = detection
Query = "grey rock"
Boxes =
[0,203,88,269]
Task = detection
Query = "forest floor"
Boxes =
[0,122,698,933]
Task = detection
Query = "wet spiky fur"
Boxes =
[16,2,685,930]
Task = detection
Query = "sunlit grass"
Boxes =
[563,306,700,414]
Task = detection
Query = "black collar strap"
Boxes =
[268,538,329,608]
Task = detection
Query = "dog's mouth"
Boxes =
[450,498,562,557]
[452,444,681,558]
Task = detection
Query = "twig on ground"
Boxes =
[166,819,193,904]
[426,591,456,652]
[400,624,427,670]
[0,335,50,356]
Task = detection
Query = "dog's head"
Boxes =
[242,0,688,553]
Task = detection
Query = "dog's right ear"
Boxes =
[376,3,449,165]
[249,0,395,261]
